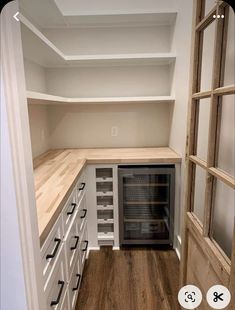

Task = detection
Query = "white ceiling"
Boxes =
[19,0,179,29]
[54,0,179,16]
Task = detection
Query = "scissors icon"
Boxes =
[213,292,224,302]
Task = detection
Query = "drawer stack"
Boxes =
[96,168,115,246]
[41,170,88,310]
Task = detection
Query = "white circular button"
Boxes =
[206,285,231,309]
[178,285,202,309]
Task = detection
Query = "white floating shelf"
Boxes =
[96,177,113,182]
[20,14,176,68]
[27,91,175,105]
[56,11,177,28]
[96,191,114,197]
[65,53,176,66]
[97,232,114,241]
[97,219,114,224]
[97,205,114,210]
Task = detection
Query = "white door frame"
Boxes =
[1,1,46,309]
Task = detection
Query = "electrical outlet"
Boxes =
[111,126,118,137]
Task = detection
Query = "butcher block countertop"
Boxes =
[33,148,181,245]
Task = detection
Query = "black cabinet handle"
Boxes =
[67,203,77,216]
[82,240,88,252]
[79,182,86,191]
[70,236,79,251]
[50,280,64,306]
[80,209,87,219]
[46,238,61,260]
[72,274,81,291]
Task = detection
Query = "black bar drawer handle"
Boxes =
[80,209,87,219]
[72,274,81,291]
[82,240,88,252]
[50,280,64,306]
[70,236,79,251]
[46,238,61,260]
[67,203,77,216]
[79,182,86,191]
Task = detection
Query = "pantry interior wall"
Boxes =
[25,0,193,255]
[25,0,234,259]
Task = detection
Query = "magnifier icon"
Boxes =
[185,291,196,303]
[187,294,193,301]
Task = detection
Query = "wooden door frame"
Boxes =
[1,2,46,309]
[180,0,235,307]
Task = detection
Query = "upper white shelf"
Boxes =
[27,91,175,105]
[66,53,176,66]
[56,12,177,28]
[20,14,176,68]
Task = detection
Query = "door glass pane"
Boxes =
[211,179,235,259]
[217,95,235,178]
[223,7,235,86]
[123,172,172,241]
[193,165,207,224]
[200,20,216,91]
[205,0,216,16]
[196,98,210,161]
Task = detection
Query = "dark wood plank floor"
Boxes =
[75,247,180,310]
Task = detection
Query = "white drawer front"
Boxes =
[62,189,77,237]
[79,222,88,272]
[41,217,63,286]
[60,288,70,310]
[64,212,80,280]
[77,192,87,233]
[68,259,81,310]
[45,248,67,310]
[76,170,86,203]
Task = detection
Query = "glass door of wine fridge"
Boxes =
[118,165,175,245]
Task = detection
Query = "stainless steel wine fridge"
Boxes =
[118,165,175,245]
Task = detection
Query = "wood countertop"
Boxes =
[33,148,181,245]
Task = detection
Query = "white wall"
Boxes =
[24,59,47,93]
[45,64,173,98]
[28,104,50,158]
[27,100,172,156]
[1,67,28,310]
[168,0,194,253]
[43,25,173,55]
[48,102,171,149]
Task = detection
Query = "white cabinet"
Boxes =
[45,247,67,310]
[80,221,88,273]
[86,165,119,249]
[41,168,88,310]
[68,259,81,310]
[64,210,80,279]
[62,189,77,236]
[41,216,64,287]
[60,289,70,310]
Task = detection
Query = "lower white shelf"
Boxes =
[27,91,175,105]
[97,219,114,224]
[97,232,114,241]
[97,205,114,210]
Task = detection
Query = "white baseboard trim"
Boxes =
[174,235,181,260]
[175,247,181,260]
[112,246,120,250]
[177,235,182,245]
[88,246,100,251]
